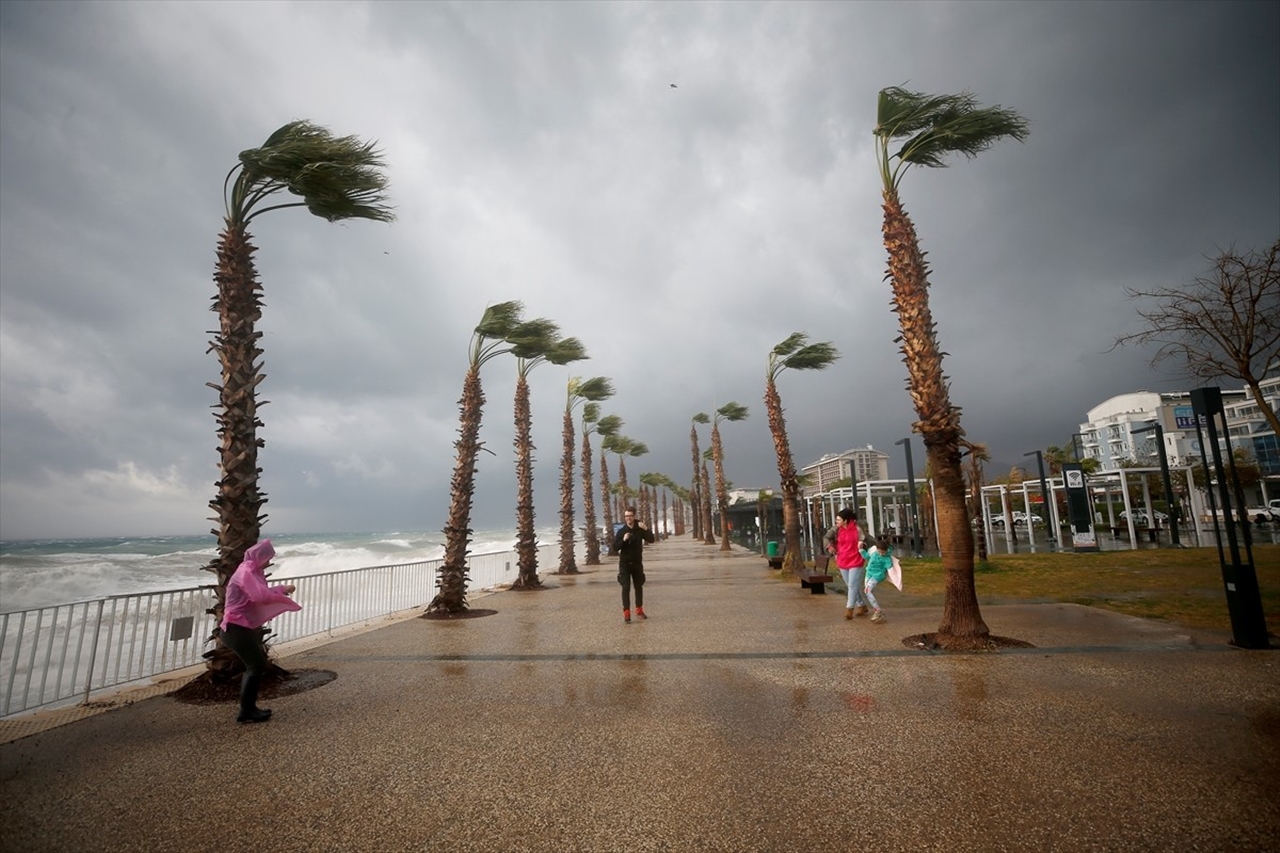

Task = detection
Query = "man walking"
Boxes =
[613,507,655,623]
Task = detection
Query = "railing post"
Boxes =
[81,600,106,706]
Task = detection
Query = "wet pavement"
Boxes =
[2,536,1278,852]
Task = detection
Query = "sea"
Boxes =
[0,527,541,613]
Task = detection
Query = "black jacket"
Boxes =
[613,522,655,564]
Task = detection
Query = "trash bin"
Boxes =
[767,541,779,558]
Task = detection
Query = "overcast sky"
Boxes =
[1,1,1277,540]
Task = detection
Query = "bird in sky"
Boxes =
[670,83,677,88]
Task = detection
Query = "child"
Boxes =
[859,535,894,623]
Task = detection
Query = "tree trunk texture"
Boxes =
[581,427,600,565]
[428,364,484,614]
[883,192,988,642]
[599,454,614,556]
[713,423,732,551]
[512,377,542,589]
[203,221,269,679]
[700,461,716,545]
[764,379,804,573]
[557,411,578,574]
[689,426,702,541]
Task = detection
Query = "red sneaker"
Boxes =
[623,608,631,623]
[635,607,647,620]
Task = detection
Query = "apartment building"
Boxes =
[800,445,889,493]
[1077,370,1279,476]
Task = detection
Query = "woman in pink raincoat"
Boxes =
[219,540,301,723]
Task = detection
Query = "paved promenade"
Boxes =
[2,537,1278,852]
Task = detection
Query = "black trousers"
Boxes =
[220,623,268,676]
[617,562,645,609]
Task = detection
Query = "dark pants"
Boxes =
[618,562,645,609]
[221,623,268,717]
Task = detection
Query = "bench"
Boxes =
[793,554,835,595]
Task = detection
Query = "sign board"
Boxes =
[1061,462,1098,553]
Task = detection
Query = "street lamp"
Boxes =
[895,437,923,557]
[1131,422,1181,547]
[1023,450,1057,551]
[1071,432,1086,462]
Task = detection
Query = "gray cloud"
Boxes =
[1,0,1277,538]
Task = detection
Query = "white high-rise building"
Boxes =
[800,445,889,493]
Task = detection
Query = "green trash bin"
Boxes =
[766,541,779,558]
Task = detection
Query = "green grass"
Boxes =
[833,544,1279,633]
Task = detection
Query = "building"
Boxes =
[800,445,889,493]
[1077,368,1279,497]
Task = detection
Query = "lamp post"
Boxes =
[1024,450,1056,551]
[1071,432,1085,462]
[895,437,923,557]
[1131,422,1181,548]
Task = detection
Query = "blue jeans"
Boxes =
[839,567,866,609]
[864,576,882,612]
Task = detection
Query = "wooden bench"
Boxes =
[793,554,835,595]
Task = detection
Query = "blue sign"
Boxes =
[1174,406,1197,429]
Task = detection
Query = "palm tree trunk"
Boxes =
[689,426,702,541]
[617,457,629,516]
[599,454,614,556]
[764,379,804,573]
[883,192,987,642]
[700,461,715,545]
[512,376,541,589]
[202,220,271,679]
[557,410,578,574]
[429,364,485,614]
[713,423,732,551]
[581,427,600,565]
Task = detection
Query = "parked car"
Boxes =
[990,511,1044,528]
[1119,509,1168,526]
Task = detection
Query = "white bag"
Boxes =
[888,555,904,591]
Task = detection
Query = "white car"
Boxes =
[1119,509,1168,526]
[990,511,1044,528]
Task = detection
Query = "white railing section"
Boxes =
[0,545,551,718]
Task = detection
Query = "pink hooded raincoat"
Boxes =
[220,540,301,631]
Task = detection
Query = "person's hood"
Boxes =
[240,539,275,573]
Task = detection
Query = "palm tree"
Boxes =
[204,121,392,678]
[511,329,588,590]
[689,413,709,541]
[764,333,840,573]
[710,402,749,551]
[584,412,622,562]
[600,432,624,554]
[557,378,612,575]
[874,85,1029,647]
[612,437,649,521]
[963,440,991,562]
[427,302,537,616]
[639,473,663,534]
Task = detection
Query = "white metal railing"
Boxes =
[0,545,551,718]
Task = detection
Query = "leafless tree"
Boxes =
[1114,239,1279,436]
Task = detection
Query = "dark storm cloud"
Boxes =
[1,0,1276,538]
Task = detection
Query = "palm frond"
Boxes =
[785,341,840,371]
[692,412,710,424]
[716,402,749,422]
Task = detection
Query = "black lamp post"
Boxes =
[1131,422,1181,548]
[895,437,923,557]
[1024,449,1056,550]
[1071,432,1086,462]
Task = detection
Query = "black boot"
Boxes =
[237,673,272,724]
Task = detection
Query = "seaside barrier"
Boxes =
[0,545,554,718]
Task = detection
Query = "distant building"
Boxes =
[1077,368,1279,479]
[800,445,889,494]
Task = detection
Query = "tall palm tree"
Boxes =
[710,402,749,551]
[511,330,588,590]
[764,333,840,573]
[612,437,649,521]
[639,473,663,533]
[963,440,992,562]
[689,413,709,541]
[600,432,624,554]
[584,412,622,563]
[428,302,535,616]
[875,85,1029,647]
[204,121,392,678]
[557,378,612,575]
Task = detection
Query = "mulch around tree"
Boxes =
[170,669,338,705]
[903,633,1036,652]
[419,608,498,621]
